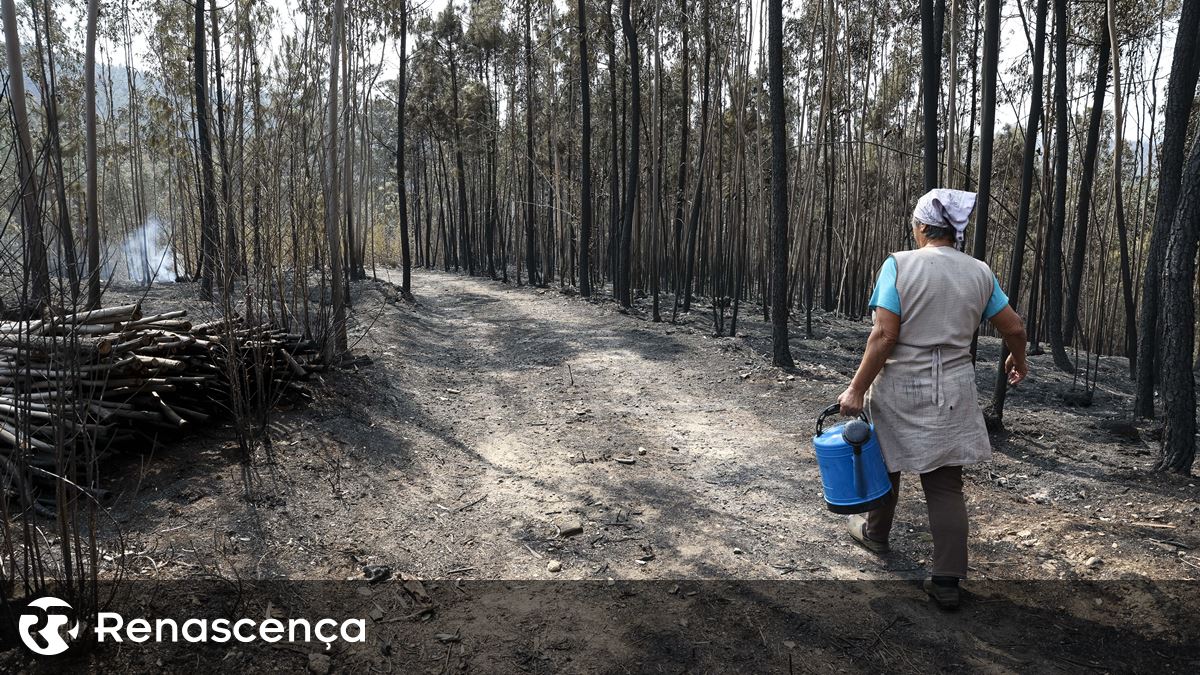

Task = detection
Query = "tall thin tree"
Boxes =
[1064,17,1110,346]
[1043,0,1072,372]
[578,0,594,297]
[669,0,690,320]
[990,0,1048,423]
[972,0,999,262]
[324,0,349,360]
[33,0,79,299]
[919,0,942,192]
[1107,0,1136,374]
[2,0,51,308]
[397,0,412,297]
[679,0,712,315]
[194,0,220,299]
[524,0,540,285]
[767,0,795,369]
[443,8,474,277]
[618,0,640,308]
[209,0,237,281]
[85,0,101,308]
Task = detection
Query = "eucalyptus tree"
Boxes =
[85,0,102,308]
[194,0,221,299]
[1064,13,1111,347]
[919,0,941,191]
[30,0,79,299]
[209,0,238,281]
[434,5,475,277]
[2,0,51,308]
[767,0,794,368]
[523,0,540,285]
[325,0,349,360]
[990,0,1048,424]
[616,0,640,308]
[577,0,594,297]
[396,0,413,296]
[466,0,507,281]
[674,0,712,318]
[1042,0,1072,373]
[670,0,690,307]
[970,0,999,265]
[1107,0,1136,373]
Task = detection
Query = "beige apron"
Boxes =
[865,247,996,474]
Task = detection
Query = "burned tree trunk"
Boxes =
[194,0,221,299]
[449,39,474,277]
[1064,18,1110,346]
[669,0,690,320]
[85,0,101,309]
[210,0,238,281]
[990,0,1047,424]
[1158,133,1200,473]
[1108,0,1137,373]
[971,0,1000,262]
[618,0,640,308]
[681,0,712,314]
[1043,0,1072,372]
[33,0,80,300]
[919,0,942,192]
[323,0,349,360]
[767,0,795,369]
[578,0,594,297]
[2,0,51,309]
[524,0,540,286]
[1134,0,1200,418]
[397,1,412,296]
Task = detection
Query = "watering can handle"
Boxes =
[815,403,871,436]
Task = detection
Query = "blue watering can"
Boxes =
[812,403,893,514]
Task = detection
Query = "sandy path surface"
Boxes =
[350,268,857,580]
[105,267,1197,585]
[34,269,1195,673]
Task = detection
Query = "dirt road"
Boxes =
[109,267,1197,584]
[210,267,870,582]
[357,268,863,581]
[46,269,1198,672]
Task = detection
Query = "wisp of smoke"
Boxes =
[122,217,176,286]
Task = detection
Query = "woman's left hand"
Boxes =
[838,386,865,417]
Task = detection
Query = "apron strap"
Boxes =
[931,346,945,407]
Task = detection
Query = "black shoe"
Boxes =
[923,577,960,610]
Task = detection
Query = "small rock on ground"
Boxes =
[308,653,331,675]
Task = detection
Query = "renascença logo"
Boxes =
[18,597,80,656]
[17,595,366,655]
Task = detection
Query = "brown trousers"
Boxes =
[865,465,968,578]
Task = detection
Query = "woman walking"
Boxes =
[836,188,1028,609]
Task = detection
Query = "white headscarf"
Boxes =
[912,188,978,246]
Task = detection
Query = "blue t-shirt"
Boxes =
[867,256,1009,319]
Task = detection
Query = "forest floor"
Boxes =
[13,267,1200,673]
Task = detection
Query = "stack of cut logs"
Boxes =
[0,303,321,509]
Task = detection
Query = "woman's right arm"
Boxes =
[989,306,1028,385]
